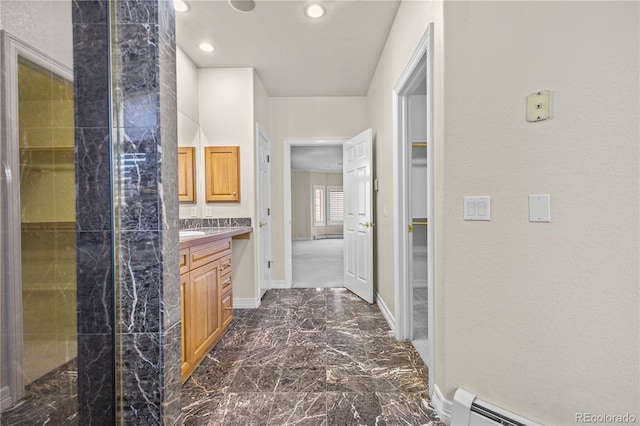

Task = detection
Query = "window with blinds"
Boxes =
[327,186,344,225]
[313,185,325,226]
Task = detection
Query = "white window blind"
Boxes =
[327,186,344,224]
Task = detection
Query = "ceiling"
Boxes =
[175,0,401,97]
[291,146,343,172]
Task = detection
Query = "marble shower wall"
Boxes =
[73,0,180,423]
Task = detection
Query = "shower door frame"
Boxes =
[0,30,74,408]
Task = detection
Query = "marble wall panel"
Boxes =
[73,0,179,423]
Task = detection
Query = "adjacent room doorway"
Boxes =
[283,129,374,303]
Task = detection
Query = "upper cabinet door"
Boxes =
[178,147,196,203]
[204,146,240,202]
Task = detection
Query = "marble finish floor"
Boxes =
[0,359,78,425]
[182,288,445,425]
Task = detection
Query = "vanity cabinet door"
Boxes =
[204,146,240,202]
[178,147,196,202]
[180,237,234,383]
[189,260,221,365]
[181,271,190,380]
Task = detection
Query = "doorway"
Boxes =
[0,33,77,411]
[285,141,346,289]
[393,24,435,387]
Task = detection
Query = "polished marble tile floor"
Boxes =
[182,288,445,426]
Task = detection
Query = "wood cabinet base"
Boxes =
[180,238,233,383]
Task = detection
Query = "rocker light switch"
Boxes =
[464,196,491,221]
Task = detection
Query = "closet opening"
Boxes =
[392,23,435,392]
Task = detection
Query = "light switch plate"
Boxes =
[526,90,551,122]
[529,194,550,222]
[464,196,491,221]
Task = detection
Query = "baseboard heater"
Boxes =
[451,389,541,426]
[313,234,343,240]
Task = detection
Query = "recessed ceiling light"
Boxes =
[229,0,256,13]
[305,3,325,19]
[199,42,215,53]
[173,0,189,12]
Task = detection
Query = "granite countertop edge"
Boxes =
[179,227,253,249]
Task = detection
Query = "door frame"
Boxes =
[392,24,435,386]
[255,123,272,297]
[282,137,347,288]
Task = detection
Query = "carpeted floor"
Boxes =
[292,239,344,288]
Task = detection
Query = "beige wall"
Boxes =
[367,1,639,422]
[253,70,269,133]
[291,171,343,240]
[436,1,638,423]
[0,1,72,69]
[198,68,256,219]
[268,97,368,280]
[366,0,444,315]
[197,68,259,299]
[291,171,311,240]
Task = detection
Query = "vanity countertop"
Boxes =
[179,227,252,249]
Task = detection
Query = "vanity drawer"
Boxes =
[220,273,232,293]
[221,289,233,328]
[190,239,231,270]
[220,253,232,275]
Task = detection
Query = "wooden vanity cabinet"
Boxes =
[180,238,233,383]
[204,146,240,202]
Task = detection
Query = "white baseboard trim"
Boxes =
[1,386,13,411]
[233,297,260,309]
[270,280,286,289]
[292,237,312,241]
[374,291,395,333]
[432,384,453,425]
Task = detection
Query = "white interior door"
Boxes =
[256,124,272,294]
[343,128,374,303]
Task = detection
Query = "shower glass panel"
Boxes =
[18,58,77,384]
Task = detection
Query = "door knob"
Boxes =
[259,222,267,227]
[359,222,374,228]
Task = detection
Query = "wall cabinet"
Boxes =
[204,146,240,202]
[180,238,233,382]
[178,147,196,203]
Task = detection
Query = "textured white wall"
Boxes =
[0,1,72,68]
[439,1,639,423]
[176,47,202,219]
[268,97,368,280]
